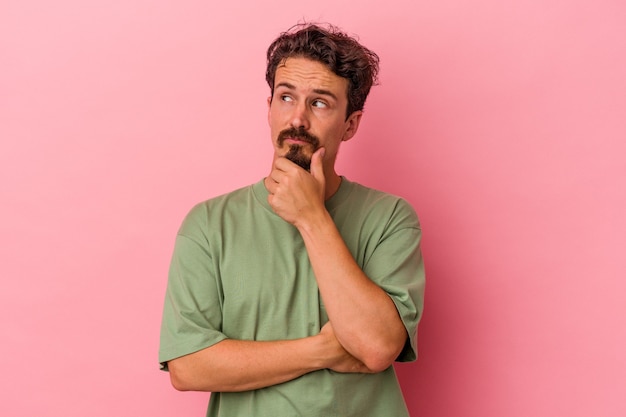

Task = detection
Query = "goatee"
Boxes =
[278,127,320,172]
[285,144,312,171]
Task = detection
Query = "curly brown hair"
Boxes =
[266,23,380,119]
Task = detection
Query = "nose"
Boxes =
[290,101,310,130]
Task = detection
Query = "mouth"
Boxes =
[284,137,313,146]
[277,127,320,149]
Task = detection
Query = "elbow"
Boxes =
[167,360,209,392]
[360,335,406,373]
[169,365,193,391]
[362,352,395,373]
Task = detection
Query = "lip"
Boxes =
[284,138,311,145]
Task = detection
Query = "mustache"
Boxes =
[277,127,320,148]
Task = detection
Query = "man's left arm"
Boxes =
[297,211,409,372]
[267,149,419,372]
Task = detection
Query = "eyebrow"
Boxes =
[275,82,339,101]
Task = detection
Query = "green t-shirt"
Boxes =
[159,177,425,417]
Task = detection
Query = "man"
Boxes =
[159,23,425,416]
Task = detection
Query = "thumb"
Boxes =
[310,147,326,181]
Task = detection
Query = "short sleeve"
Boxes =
[158,207,228,370]
[363,199,425,362]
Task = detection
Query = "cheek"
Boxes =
[319,134,342,155]
[268,113,280,136]
[269,107,287,128]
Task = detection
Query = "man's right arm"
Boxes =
[167,322,372,392]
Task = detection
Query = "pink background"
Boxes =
[1,1,625,416]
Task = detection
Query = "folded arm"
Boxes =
[297,213,408,372]
[167,321,372,392]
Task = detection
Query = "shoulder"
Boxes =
[178,182,257,235]
[339,179,420,229]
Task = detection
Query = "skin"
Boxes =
[168,57,407,392]
[266,57,359,197]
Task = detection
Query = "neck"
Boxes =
[324,172,342,201]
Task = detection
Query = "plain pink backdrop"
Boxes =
[1,1,625,416]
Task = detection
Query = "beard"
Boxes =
[277,127,320,172]
[284,144,312,171]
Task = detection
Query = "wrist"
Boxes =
[294,208,333,237]
[304,333,332,371]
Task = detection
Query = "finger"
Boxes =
[273,156,295,172]
[268,168,285,184]
[265,172,283,195]
[310,147,326,181]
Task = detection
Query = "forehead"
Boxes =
[274,57,348,98]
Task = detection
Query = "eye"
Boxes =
[281,94,293,102]
[312,99,327,108]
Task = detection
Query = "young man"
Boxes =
[159,23,425,416]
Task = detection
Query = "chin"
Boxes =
[285,144,312,171]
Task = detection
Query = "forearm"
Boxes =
[167,337,323,392]
[297,212,407,372]
[167,329,370,392]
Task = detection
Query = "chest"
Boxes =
[213,222,326,340]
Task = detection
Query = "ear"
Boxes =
[267,96,272,126]
[342,110,363,142]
